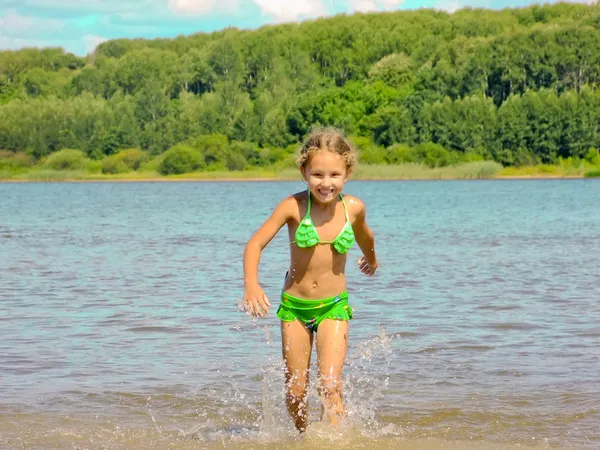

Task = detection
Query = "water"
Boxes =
[0,179,598,449]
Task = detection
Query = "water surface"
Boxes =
[0,180,598,449]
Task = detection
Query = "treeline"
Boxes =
[1,2,600,168]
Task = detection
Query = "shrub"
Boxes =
[158,144,204,175]
[0,151,34,171]
[349,136,386,164]
[413,142,456,167]
[115,148,149,170]
[584,169,600,178]
[584,148,599,166]
[43,149,87,170]
[225,152,247,171]
[102,158,130,174]
[188,134,229,167]
[101,149,148,174]
[386,144,417,164]
[229,141,261,166]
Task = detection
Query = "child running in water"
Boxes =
[242,128,378,432]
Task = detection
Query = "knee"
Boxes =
[286,372,309,398]
[318,375,342,399]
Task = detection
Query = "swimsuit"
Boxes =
[277,291,353,332]
[277,191,355,331]
[291,191,355,255]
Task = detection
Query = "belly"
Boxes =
[284,245,348,299]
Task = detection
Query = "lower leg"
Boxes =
[318,376,344,424]
[285,371,309,431]
[316,319,349,426]
[281,320,313,432]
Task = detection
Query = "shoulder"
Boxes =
[342,194,366,217]
[273,192,305,220]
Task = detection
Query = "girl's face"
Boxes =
[301,150,350,204]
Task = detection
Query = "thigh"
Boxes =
[315,319,349,380]
[281,320,314,377]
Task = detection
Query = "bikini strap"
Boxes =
[339,194,350,221]
[305,190,312,218]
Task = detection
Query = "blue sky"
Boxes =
[0,0,592,56]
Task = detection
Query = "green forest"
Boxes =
[1,2,600,179]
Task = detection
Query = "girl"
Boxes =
[242,128,378,432]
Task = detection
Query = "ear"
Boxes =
[300,166,308,182]
[345,167,353,180]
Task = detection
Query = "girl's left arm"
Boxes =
[351,198,378,275]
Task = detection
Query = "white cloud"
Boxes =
[2,0,166,15]
[348,0,404,13]
[253,0,327,21]
[435,0,462,12]
[350,0,377,12]
[168,0,327,20]
[83,34,108,53]
[380,0,404,8]
[167,0,240,14]
[0,35,47,51]
[0,9,65,37]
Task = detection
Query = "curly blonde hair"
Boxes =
[296,127,358,171]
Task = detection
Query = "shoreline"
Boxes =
[0,174,589,183]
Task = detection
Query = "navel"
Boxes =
[312,281,318,289]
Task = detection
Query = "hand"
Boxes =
[358,256,378,276]
[243,284,271,318]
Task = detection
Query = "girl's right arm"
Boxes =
[243,196,295,318]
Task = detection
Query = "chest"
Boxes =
[297,202,349,242]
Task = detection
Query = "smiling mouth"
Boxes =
[318,188,334,196]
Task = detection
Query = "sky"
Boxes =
[0,0,594,56]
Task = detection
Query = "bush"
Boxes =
[225,152,247,171]
[43,149,87,170]
[139,155,161,172]
[102,158,130,174]
[386,144,417,164]
[101,149,148,174]
[230,141,261,166]
[260,147,289,166]
[86,159,103,173]
[584,148,600,166]
[158,144,204,175]
[413,142,456,168]
[188,134,228,168]
[115,148,149,170]
[386,142,458,167]
[349,136,386,164]
[0,151,34,171]
[584,169,600,178]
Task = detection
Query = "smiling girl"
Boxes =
[242,127,378,432]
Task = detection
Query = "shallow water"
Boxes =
[0,180,598,449]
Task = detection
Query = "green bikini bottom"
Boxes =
[276,291,353,332]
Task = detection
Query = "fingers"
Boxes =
[243,295,270,318]
[358,257,369,274]
[357,256,375,276]
[256,294,270,317]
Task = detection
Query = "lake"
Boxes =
[0,179,598,449]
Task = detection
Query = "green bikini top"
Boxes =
[292,191,355,254]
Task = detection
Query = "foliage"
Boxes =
[43,149,88,170]
[584,169,600,178]
[102,148,149,173]
[1,3,600,170]
[158,144,204,175]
